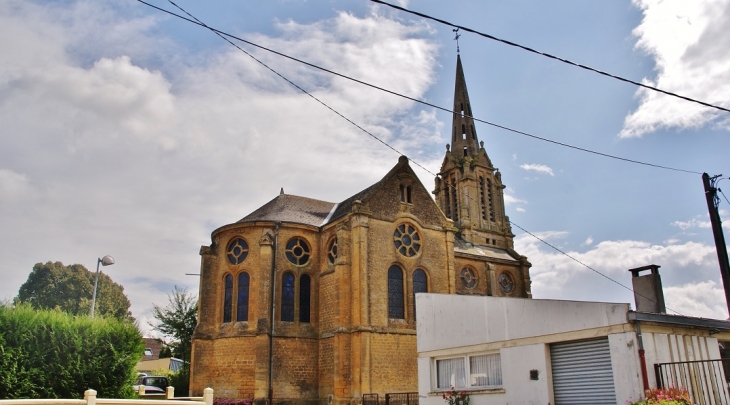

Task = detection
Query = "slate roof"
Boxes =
[453,237,518,262]
[142,338,164,361]
[238,194,336,227]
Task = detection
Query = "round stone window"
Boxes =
[460,267,478,289]
[394,224,421,257]
[226,238,249,265]
[327,237,338,264]
[285,237,310,265]
[498,272,515,293]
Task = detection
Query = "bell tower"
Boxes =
[434,54,514,249]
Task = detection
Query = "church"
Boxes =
[189,55,532,405]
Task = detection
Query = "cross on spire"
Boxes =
[453,28,461,54]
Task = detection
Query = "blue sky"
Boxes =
[1,0,729,333]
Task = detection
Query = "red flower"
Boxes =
[442,394,445,399]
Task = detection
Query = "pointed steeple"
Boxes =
[450,54,480,158]
[435,54,513,249]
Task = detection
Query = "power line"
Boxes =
[134,0,702,175]
[139,0,679,316]
[163,0,678,313]
[370,0,730,115]
[508,221,684,316]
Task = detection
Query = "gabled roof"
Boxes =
[239,194,336,227]
[236,156,433,228]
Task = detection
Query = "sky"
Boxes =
[1,0,730,335]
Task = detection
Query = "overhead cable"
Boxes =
[140,0,682,316]
[370,0,730,115]
[135,0,702,175]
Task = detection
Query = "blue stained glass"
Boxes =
[281,272,295,321]
[388,266,404,319]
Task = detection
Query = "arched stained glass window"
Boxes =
[299,274,311,323]
[281,272,295,322]
[388,266,404,319]
[223,274,233,323]
[237,272,250,322]
[413,269,428,320]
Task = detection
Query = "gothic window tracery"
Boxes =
[327,237,337,264]
[285,237,310,265]
[460,267,478,289]
[498,272,514,294]
[394,223,421,257]
[227,238,249,265]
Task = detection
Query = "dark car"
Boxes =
[133,375,170,394]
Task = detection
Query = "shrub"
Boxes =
[0,304,144,399]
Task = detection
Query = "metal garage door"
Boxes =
[550,338,617,405]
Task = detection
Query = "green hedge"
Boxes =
[0,304,144,399]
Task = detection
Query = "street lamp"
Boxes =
[90,255,115,317]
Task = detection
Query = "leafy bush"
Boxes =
[0,304,144,399]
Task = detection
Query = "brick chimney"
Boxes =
[629,264,666,313]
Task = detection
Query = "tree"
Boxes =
[150,286,197,395]
[16,261,132,319]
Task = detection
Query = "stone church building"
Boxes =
[190,55,532,404]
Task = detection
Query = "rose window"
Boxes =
[460,267,477,289]
[226,238,249,265]
[285,237,310,265]
[498,272,514,293]
[394,224,420,257]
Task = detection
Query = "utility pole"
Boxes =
[703,173,730,314]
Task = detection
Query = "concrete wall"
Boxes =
[416,293,630,353]
[416,294,643,405]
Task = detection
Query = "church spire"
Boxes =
[451,54,480,158]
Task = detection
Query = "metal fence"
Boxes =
[362,394,379,405]
[655,359,730,405]
[384,392,418,405]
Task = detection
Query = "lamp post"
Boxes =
[90,255,115,317]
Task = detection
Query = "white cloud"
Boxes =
[664,281,728,319]
[584,236,594,245]
[672,218,711,230]
[520,163,554,176]
[0,2,440,332]
[504,192,527,206]
[515,234,726,319]
[621,0,730,138]
[672,214,730,230]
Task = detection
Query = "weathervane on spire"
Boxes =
[453,28,461,54]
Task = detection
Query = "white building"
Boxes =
[416,293,730,405]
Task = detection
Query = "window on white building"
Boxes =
[436,353,502,390]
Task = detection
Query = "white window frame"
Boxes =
[433,351,502,391]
